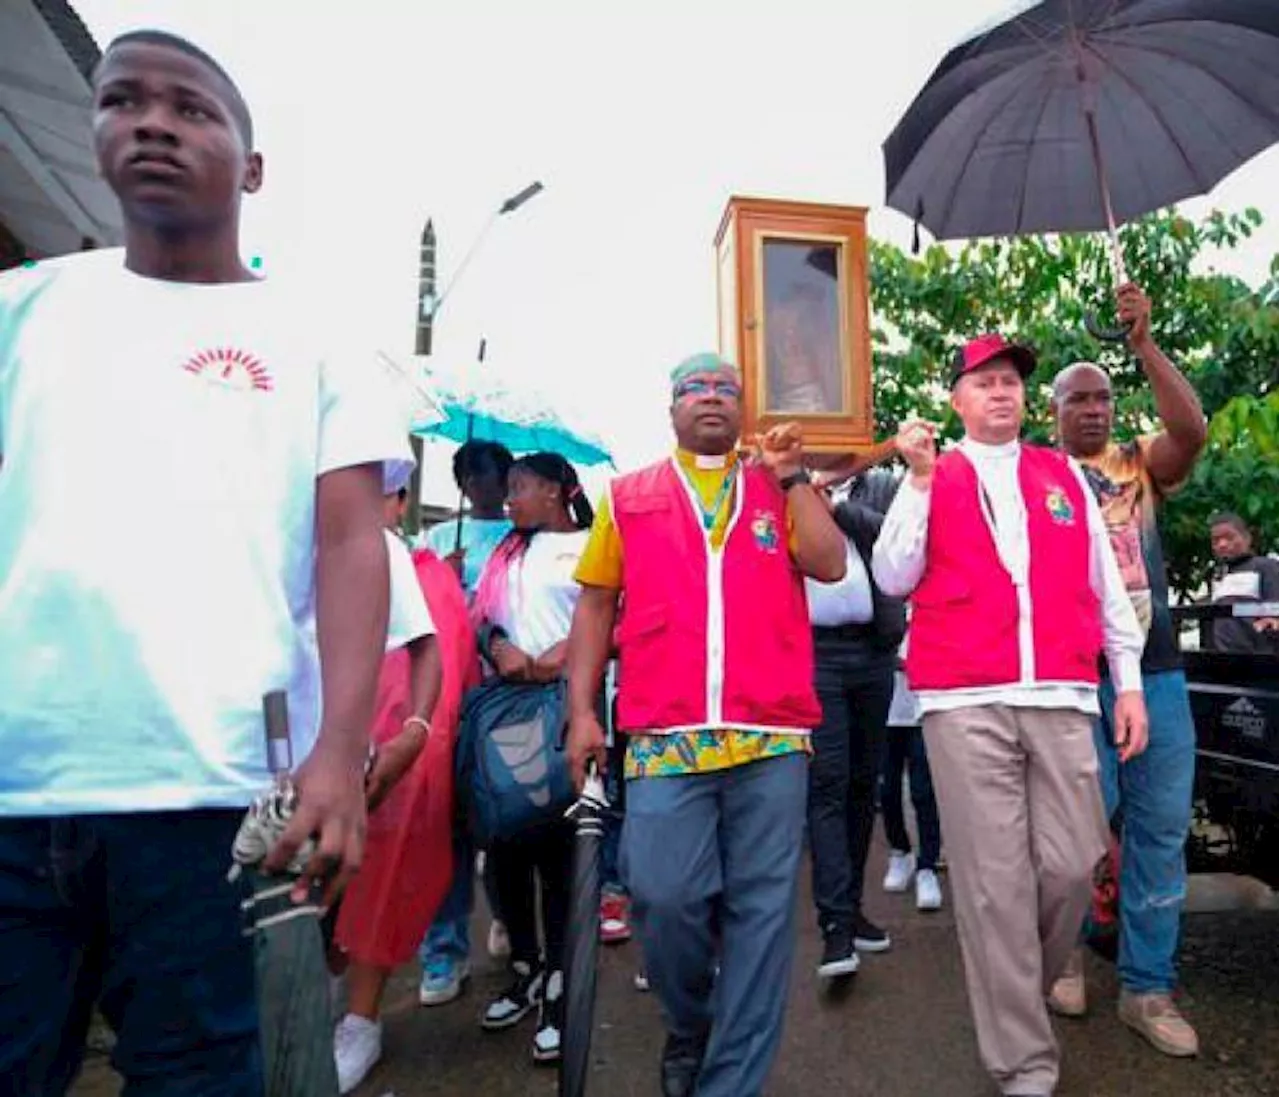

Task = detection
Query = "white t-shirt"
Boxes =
[489,530,589,658]
[0,250,413,815]
[386,530,434,651]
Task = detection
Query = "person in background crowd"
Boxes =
[332,470,477,1093]
[0,31,407,1094]
[1206,511,1278,653]
[417,439,515,1006]
[1050,284,1207,1058]
[880,643,944,913]
[875,333,1148,1097]
[472,452,594,1065]
[422,440,515,597]
[566,352,846,1097]
[805,466,902,979]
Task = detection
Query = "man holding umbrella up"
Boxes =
[566,352,846,1097]
[873,336,1148,1097]
[1050,284,1206,1057]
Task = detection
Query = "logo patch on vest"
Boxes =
[1045,487,1075,525]
[751,510,780,553]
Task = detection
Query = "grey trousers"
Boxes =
[622,752,807,1097]
[924,705,1108,1097]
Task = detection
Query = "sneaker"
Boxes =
[816,925,860,978]
[487,919,511,960]
[481,961,544,1030]
[634,968,651,992]
[916,868,943,912]
[600,890,633,944]
[661,1032,708,1097]
[852,911,891,953]
[1047,948,1087,1018]
[1118,990,1199,1057]
[334,1013,382,1095]
[418,954,470,1006]
[883,849,916,893]
[531,970,564,1064]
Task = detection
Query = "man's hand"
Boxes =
[755,422,804,481]
[365,723,427,811]
[1117,283,1153,349]
[566,710,608,793]
[895,419,938,487]
[1113,690,1149,762]
[265,740,368,906]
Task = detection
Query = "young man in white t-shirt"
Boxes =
[0,31,409,1093]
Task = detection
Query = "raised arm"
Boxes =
[1120,284,1206,491]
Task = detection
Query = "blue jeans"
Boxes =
[1095,670,1196,994]
[419,830,474,965]
[0,810,261,1095]
[623,754,807,1097]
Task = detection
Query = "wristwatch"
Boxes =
[779,469,812,492]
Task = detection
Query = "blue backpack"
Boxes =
[455,677,575,846]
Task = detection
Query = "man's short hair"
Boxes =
[99,30,254,147]
[452,440,514,490]
[1209,511,1251,538]
[1051,361,1110,402]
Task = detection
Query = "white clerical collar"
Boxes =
[694,453,729,470]
[960,436,1021,460]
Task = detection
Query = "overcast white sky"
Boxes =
[76,0,1279,503]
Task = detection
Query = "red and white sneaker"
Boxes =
[600,890,633,944]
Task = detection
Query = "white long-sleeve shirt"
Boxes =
[806,541,875,627]
[872,437,1144,717]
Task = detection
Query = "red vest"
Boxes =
[905,446,1102,691]
[610,458,821,733]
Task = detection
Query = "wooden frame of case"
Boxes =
[715,195,878,456]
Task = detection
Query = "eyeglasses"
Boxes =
[674,378,742,401]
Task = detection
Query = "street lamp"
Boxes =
[406,180,543,533]
[423,180,544,323]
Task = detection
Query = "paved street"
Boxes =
[74,850,1278,1097]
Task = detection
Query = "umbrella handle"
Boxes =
[1084,311,1133,343]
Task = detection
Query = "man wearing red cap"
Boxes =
[872,336,1148,1097]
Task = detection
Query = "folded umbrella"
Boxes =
[559,762,609,1097]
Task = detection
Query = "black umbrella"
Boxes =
[559,762,609,1097]
[884,0,1278,338]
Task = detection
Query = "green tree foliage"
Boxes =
[868,208,1278,598]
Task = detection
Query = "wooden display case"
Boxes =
[715,196,880,458]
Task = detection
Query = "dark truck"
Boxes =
[1173,602,1278,885]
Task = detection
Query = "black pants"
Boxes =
[881,725,942,871]
[490,820,574,972]
[807,637,895,933]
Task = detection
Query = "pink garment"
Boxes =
[335,548,479,968]
[906,446,1101,692]
[610,458,820,733]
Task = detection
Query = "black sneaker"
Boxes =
[661,1033,707,1097]
[481,961,544,1031]
[531,970,563,1064]
[852,911,891,953]
[817,925,860,978]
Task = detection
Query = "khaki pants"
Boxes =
[924,705,1108,1096]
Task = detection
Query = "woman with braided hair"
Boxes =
[471,452,593,1066]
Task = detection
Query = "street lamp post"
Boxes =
[406,181,544,534]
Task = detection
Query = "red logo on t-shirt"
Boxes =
[182,348,273,392]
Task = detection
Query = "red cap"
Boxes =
[950,334,1036,386]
